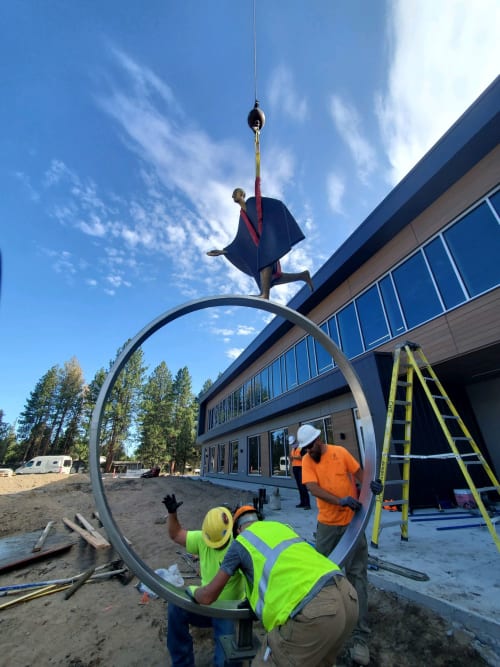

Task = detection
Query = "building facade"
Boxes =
[197,78,500,508]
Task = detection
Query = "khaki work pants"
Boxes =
[251,576,358,667]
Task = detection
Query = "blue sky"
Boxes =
[1,1,499,426]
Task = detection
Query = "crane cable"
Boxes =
[251,0,261,178]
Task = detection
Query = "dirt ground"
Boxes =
[0,474,492,667]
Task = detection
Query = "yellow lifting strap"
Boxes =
[255,128,261,179]
[370,341,500,553]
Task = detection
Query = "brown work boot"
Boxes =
[350,639,370,665]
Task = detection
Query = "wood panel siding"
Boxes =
[331,409,360,462]
[445,289,500,354]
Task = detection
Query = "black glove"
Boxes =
[339,496,362,511]
[162,494,183,514]
[370,479,383,495]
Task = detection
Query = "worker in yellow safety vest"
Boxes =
[188,505,358,667]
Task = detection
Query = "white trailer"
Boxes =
[16,455,73,474]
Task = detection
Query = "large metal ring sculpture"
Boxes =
[90,295,377,619]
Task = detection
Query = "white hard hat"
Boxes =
[288,435,296,446]
[297,424,321,450]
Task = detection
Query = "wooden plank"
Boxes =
[32,521,55,552]
[0,541,74,575]
[62,518,110,549]
[75,513,111,545]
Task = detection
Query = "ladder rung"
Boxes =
[477,486,500,492]
[452,436,473,442]
[431,394,448,400]
[465,461,482,466]
[442,415,459,420]
[394,400,412,406]
[422,375,434,381]
[390,440,410,445]
[393,420,411,425]
[397,381,411,387]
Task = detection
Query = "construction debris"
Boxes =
[62,516,110,549]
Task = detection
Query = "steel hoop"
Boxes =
[89,295,377,618]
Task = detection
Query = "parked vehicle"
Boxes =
[16,455,73,474]
[279,456,290,472]
[0,467,14,477]
[141,466,160,478]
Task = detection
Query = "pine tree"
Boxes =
[17,366,59,460]
[171,367,197,474]
[85,344,146,472]
[136,362,174,468]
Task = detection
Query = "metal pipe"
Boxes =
[0,568,127,595]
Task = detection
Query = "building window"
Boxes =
[270,428,290,477]
[271,358,282,398]
[229,441,238,474]
[423,236,466,309]
[443,201,500,297]
[355,285,391,350]
[217,444,225,473]
[248,436,261,475]
[304,416,334,444]
[392,251,443,329]
[295,338,311,385]
[337,302,364,358]
[379,275,406,336]
[327,315,340,357]
[488,189,500,217]
[284,347,298,390]
[306,336,319,378]
[208,446,216,473]
[315,322,334,373]
[259,368,270,403]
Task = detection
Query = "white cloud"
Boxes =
[267,65,308,123]
[329,96,377,182]
[226,347,243,360]
[326,173,345,214]
[377,0,500,185]
[211,327,234,337]
[236,325,256,336]
[76,216,107,237]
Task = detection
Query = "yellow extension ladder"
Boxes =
[370,341,500,553]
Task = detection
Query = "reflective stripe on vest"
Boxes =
[242,530,303,619]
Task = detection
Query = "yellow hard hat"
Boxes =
[202,507,233,548]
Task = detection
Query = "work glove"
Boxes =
[185,585,199,603]
[370,479,383,495]
[162,494,183,514]
[339,496,362,511]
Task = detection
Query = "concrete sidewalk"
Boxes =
[199,476,500,661]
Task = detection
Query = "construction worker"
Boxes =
[289,434,311,509]
[188,505,358,667]
[163,495,245,667]
[297,424,383,667]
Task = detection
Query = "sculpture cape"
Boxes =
[223,196,305,288]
